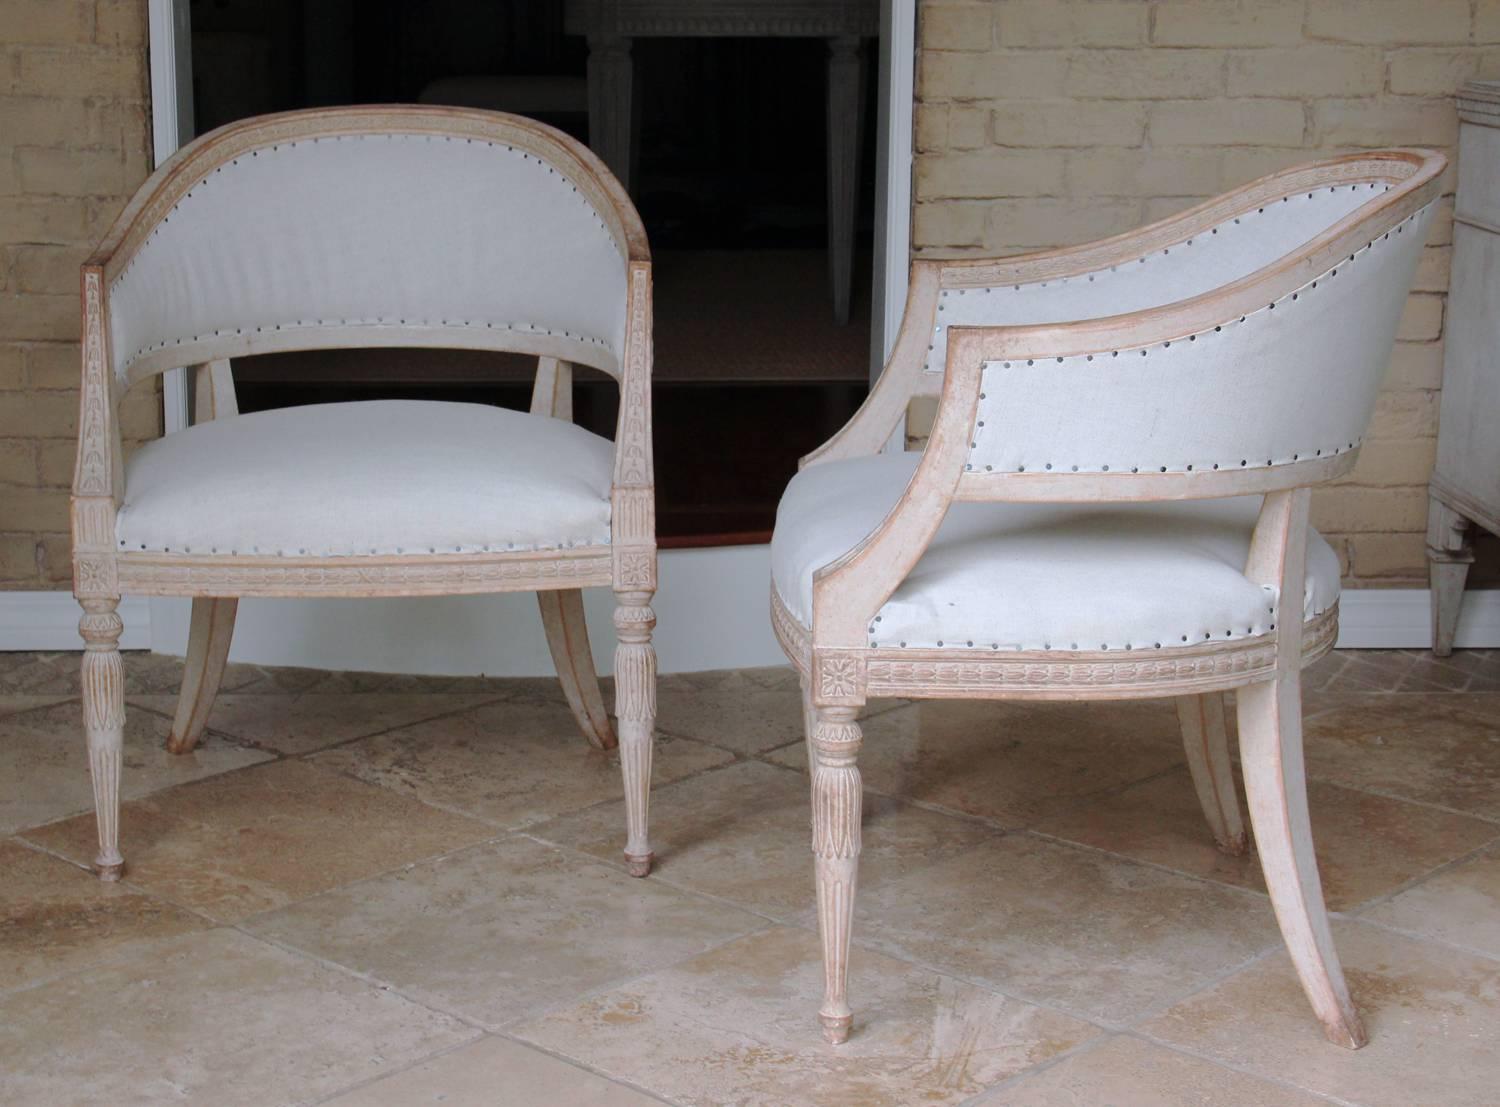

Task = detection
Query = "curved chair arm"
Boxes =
[809,330,983,647]
[807,157,1443,647]
[800,260,942,469]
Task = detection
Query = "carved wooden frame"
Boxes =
[72,105,659,881]
[777,148,1447,1049]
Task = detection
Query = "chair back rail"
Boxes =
[807,150,1446,469]
[93,106,647,389]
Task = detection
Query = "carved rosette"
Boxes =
[613,549,656,591]
[813,651,865,705]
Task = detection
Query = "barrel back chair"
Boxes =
[73,106,658,881]
[771,149,1446,1046]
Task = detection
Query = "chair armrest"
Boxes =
[72,267,124,597]
[800,261,942,469]
[611,260,655,568]
[809,329,984,647]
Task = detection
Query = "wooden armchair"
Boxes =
[771,150,1446,1046]
[72,107,658,880]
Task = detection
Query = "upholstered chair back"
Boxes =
[931,154,1442,493]
[101,109,639,388]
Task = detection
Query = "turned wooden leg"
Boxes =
[1176,693,1247,855]
[167,596,237,754]
[614,590,655,877]
[79,598,126,881]
[1426,495,1473,658]
[812,704,863,1044]
[539,589,617,751]
[1239,673,1366,1048]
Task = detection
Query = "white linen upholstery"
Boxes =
[108,133,628,382]
[924,183,1384,374]
[771,452,1340,651]
[967,201,1436,478]
[116,400,614,557]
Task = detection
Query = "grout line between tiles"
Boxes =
[1119,1030,1365,1106]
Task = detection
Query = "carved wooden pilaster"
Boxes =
[79,598,125,880]
[614,590,656,876]
[811,704,862,1044]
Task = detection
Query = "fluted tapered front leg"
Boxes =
[79,598,125,880]
[614,590,656,877]
[812,705,862,1044]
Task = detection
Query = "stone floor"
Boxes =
[3,647,1500,1106]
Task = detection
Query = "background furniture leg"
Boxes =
[539,589,617,750]
[614,590,656,876]
[1176,692,1247,855]
[79,598,126,880]
[812,704,863,1044]
[1427,494,1473,658]
[1239,673,1367,1048]
[168,596,238,754]
[825,34,864,325]
[587,33,634,191]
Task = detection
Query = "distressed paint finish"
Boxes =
[70,107,656,883]
[777,150,1446,1049]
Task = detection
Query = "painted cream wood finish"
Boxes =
[773,150,1446,1048]
[72,106,658,881]
[1429,82,1500,655]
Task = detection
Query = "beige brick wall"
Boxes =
[915,0,1500,586]
[1,0,157,589]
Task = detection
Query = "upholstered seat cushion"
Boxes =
[771,452,1340,651]
[117,400,614,557]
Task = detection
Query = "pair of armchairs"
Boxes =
[72,106,1443,1050]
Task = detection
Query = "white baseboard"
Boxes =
[2,583,1496,672]
[0,592,152,650]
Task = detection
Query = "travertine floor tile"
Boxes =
[1365,844,1500,957]
[1143,921,1500,1107]
[0,838,206,993]
[22,759,494,921]
[0,928,476,1107]
[0,695,68,720]
[246,835,764,1029]
[1302,693,1500,819]
[1035,765,1500,910]
[974,1034,1335,1105]
[517,926,1097,1107]
[322,1035,666,1105]
[0,697,272,835]
[181,692,503,754]
[310,698,732,829]
[767,699,1185,828]
[655,668,902,755]
[855,835,1280,1024]
[534,759,994,919]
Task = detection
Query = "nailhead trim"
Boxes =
[965,201,1429,474]
[930,182,1396,372]
[111,133,622,379]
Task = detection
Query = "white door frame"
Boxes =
[149,0,194,435]
[138,0,918,674]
